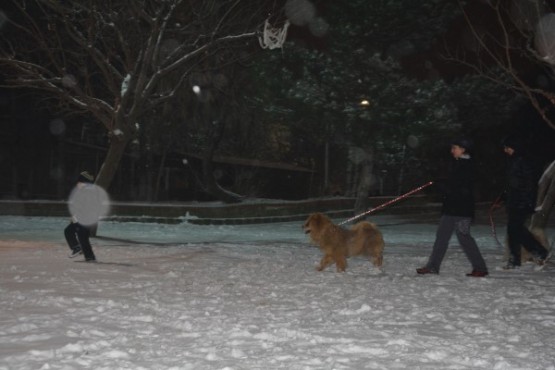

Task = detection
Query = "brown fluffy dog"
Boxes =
[303,212,385,272]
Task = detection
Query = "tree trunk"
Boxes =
[201,151,242,204]
[89,135,130,236]
[154,148,168,202]
[193,97,243,203]
[353,148,374,218]
[95,136,131,191]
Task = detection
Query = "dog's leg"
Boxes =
[371,253,383,268]
[335,254,347,272]
[317,254,334,271]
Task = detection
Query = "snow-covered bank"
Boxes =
[1,215,554,369]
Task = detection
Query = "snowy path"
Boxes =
[1,216,555,369]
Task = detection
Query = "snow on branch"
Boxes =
[121,74,131,97]
[142,31,256,98]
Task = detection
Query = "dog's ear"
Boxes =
[312,213,324,227]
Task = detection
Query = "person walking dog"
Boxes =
[416,138,489,277]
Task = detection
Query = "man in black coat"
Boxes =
[417,138,488,277]
[500,135,548,269]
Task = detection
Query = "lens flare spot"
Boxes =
[68,184,110,226]
[49,118,66,136]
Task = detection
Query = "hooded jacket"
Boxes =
[440,155,475,218]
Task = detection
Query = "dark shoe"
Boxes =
[533,251,551,266]
[466,270,488,277]
[502,260,520,270]
[84,258,97,263]
[416,267,438,275]
[68,247,82,258]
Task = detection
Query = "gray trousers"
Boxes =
[426,215,488,272]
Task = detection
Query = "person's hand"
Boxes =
[490,201,503,211]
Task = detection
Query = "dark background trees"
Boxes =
[1,0,554,208]
[247,0,526,210]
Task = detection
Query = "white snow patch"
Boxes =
[0,214,554,369]
[338,303,372,315]
[104,349,130,359]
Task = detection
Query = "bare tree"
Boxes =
[451,0,555,251]
[452,0,555,129]
[0,0,283,193]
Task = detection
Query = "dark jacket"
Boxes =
[504,153,539,213]
[439,155,475,218]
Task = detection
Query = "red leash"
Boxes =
[489,196,504,248]
[339,181,434,225]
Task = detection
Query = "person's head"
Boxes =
[501,135,522,156]
[450,137,472,159]
[77,171,94,187]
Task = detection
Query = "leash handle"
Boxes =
[338,181,433,225]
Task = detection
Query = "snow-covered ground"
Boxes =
[1,213,554,370]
